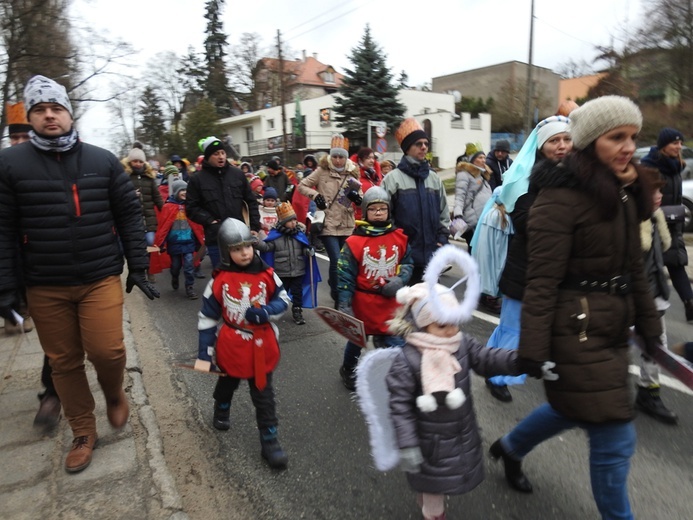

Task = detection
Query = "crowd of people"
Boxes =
[2,73,691,520]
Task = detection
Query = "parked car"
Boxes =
[635,146,693,232]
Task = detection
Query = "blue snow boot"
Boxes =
[259,426,288,469]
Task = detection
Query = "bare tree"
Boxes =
[228,32,265,111]
[107,77,140,156]
[555,58,594,79]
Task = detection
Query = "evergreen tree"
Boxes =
[137,86,166,156]
[203,0,232,117]
[182,97,221,159]
[332,25,406,142]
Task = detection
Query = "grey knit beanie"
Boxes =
[171,180,188,198]
[568,96,642,150]
[24,75,73,116]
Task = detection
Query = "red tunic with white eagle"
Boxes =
[210,268,283,388]
[343,227,410,335]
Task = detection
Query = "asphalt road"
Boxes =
[150,253,692,520]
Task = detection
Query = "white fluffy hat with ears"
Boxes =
[394,245,481,329]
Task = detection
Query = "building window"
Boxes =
[267,119,275,130]
[323,71,335,84]
[245,126,254,142]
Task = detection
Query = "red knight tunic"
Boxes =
[212,269,281,389]
[346,228,409,335]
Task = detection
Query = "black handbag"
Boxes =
[660,204,686,224]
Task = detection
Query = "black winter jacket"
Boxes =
[185,162,261,245]
[0,141,149,291]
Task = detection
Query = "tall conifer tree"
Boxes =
[332,25,406,140]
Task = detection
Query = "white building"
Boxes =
[217,89,491,169]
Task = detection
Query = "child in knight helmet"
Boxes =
[196,218,291,469]
[385,246,540,520]
[255,202,317,326]
[336,186,413,390]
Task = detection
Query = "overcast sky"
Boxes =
[74,0,644,150]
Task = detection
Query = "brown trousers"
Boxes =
[26,276,126,436]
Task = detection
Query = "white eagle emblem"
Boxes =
[222,281,268,339]
[362,245,399,280]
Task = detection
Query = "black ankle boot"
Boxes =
[339,365,356,391]
[213,401,231,430]
[292,307,306,325]
[259,426,288,469]
[489,439,533,493]
[485,379,512,402]
[636,386,678,424]
[685,300,693,322]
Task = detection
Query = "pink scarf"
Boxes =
[407,331,463,395]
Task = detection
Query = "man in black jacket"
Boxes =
[186,136,261,268]
[0,75,159,474]
[486,140,513,190]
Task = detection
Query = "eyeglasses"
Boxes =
[367,207,388,214]
[413,140,429,148]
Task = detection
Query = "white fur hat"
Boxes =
[569,96,642,150]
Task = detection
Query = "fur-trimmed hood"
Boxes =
[456,161,491,181]
[528,157,653,222]
[121,157,156,178]
[640,208,672,252]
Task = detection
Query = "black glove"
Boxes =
[245,306,269,324]
[346,190,362,206]
[125,270,160,300]
[314,194,327,210]
[337,302,354,317]
[643,337,662,357]
[0,290,19,325]
[518,358,559,381]
[380,277,404,298]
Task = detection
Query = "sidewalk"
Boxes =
[0,311,187,520]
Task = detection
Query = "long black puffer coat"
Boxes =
[0,141,149,290]
[386,337,518,495]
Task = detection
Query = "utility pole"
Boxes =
[524,0,535,138]
[277,30,288,165]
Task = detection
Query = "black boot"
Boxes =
[213,401,231,430]
[636,386,678,425]
[489,439,533,493]
[486,379,512,402]
[685,300,693,322]
[339,365,356,391]
[259,426,288,469]
[292,306,306,325]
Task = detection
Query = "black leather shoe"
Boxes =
[489,439,533,493]
[339,365,356,391]
[486,379,512,402]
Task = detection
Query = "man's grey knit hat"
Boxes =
[24,75,73,116]
[568,96,642,150]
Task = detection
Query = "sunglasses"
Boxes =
[413,140,429,148]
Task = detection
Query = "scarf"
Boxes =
[30,128,79,153]
[407,331,462,394]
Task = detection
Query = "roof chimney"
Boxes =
[313,52,318,60]
[302,50,306,61]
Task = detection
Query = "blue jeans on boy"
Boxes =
[500,402,636,520]
[171,253,195,287]
[343,335,405,371]
[321,235,347,302]
[207,244,221,269]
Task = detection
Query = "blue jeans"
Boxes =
[343,335,405,370]
[321,235,347,302]
[207,244,221,269]
[170,252,195,287]
[501,402,636,520]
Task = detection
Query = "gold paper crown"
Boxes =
[276,202,297,223]
[6,102,29,126]
[395,118,424,146]
[330,134,349,150]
